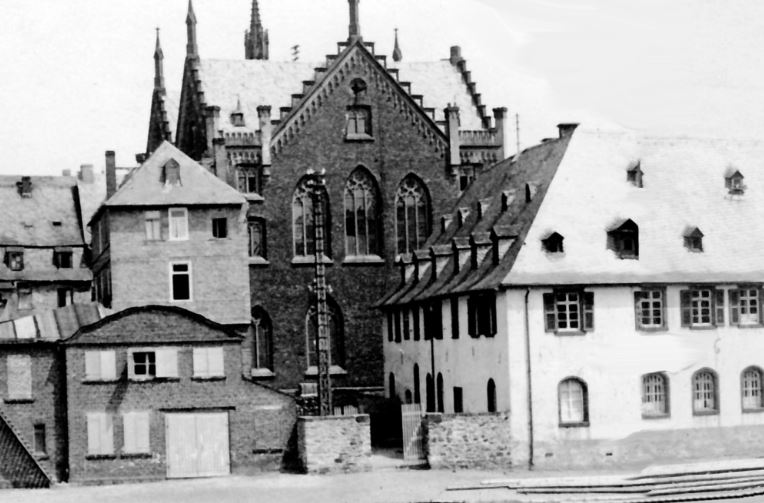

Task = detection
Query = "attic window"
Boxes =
[627,161,644,188]
[346,106,372,139]
[459,166,478,191]
[607,219,639,259]
[542,232,564,253]
[350,78,367,98]
[684,227,704,252]
[161,159,181,186]
[725,169,745,195]
[457,208,469,227]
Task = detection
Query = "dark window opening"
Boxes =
[436,373,444,413]
[684,227,704,252]
[212,217,228,239]
[248,217,266,258]
[57,288,69,308]
[467,293,497,337]
[53,250,73,269]
[170,263,190,301]
[450,297,460,339]
[132,352,156,378]
[607,219,639,259]
[413,364,421,404]
[627,161,644,188]
[542,232,564,253]
[33,424,46,455]
[487,378,497,413]
[453,387,463,413]
[426,373,435,413]
[237,165,262,194]
[5,251,24,271]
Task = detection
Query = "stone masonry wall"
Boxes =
[297,415,371,474]
[424,412,513,470]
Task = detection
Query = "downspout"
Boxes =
[524,288,534,469]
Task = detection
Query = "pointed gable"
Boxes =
[103,142,245,208]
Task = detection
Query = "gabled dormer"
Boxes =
[725,167,745,195]
[626,160,643,188]
[684,227,704,252]
[607,219,639,259]
[542,232,564,254]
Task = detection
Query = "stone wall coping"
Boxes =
[298,414,370,423]
[425,412,507,420]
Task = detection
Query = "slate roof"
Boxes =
[65,305,241,346]
[505,129,764,285]
[98,141,246,214]
[0,303,107,343]
[0,176,84,247]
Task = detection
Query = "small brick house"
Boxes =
[63,305,294,484]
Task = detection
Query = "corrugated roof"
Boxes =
[504,129,764,285]
[0,176,84,247]
[102,141,246,209]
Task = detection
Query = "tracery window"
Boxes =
[344,168,380,256]
[293,178,331,257]
[395,176,431,255]
[251,307,273,371]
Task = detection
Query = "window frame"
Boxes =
[247,217,267,259]
[251,307,274,371]
[169,261,192,302]
[729,286,763,327]
[467,292,497,338]
[211,217,228,239]
[5,250,24,271]
[52,249,73,269]
[741,366,764,412]
[192,347,225,379]
[86,412,114,456]
[641,372,670,418]
[144,210,162,241]
[395,176,431,256]
[634,288,667,331]
[343,167,381,258]
[558,377,589,427]
[543,289,594,334]
[33,423,47,456]
[345,105,373,140]
[168,207,189,241]
[680,287,724,329]
[692,368,719,416]
[127,347,179,381]
[84,350,117,382]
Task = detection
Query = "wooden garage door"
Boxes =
[165,412,230,478]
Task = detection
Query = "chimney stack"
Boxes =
[449,46,463,66]
[348,0,361,41]
[204,105,221,155]
[257,105,273,180]
[105,151,117,199]
[557,123,579,139]
[62,169,72,177]
[493,107,507,159]
[445,105,461,176]
[79,164,94,184]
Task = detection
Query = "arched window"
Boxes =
[293,177,331,257]
[692,369,718,414]
[487,378,497,413]
[344,168,380,257]
[425,373,435,413]
[413,364,421,405]
[436,373,444,413]
[305,297,344,369]
[742,366,763,411]
[389,372,396,401]
[558,377,588,425]
[395,175,431,255]
[641,373,668,417]
[250,307,273,371]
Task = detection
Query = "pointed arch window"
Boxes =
[305,297,345,371]
[251,307,273,372]
[395,176,431,255]
[293,178,331,257]
[344,168,381,257]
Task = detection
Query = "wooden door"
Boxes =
[165,412,230,478]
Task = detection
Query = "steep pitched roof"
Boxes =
[100,141,246,211]
[505,129,764,285]
[64,305,241,345]
[0,176,84,247]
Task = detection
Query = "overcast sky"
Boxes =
[1,0,763,175]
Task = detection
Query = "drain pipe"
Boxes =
[524,288,534,469]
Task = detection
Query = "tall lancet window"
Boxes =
[344,167,380,257]
[395,175,431,255]
[292,177,331,257]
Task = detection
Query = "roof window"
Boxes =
[725,168,745,195]
[607,219,639,259]
[626,160,643,188]
[160,159,181,186]
[16,176,32,197]
[542,232,564,253]
[684,227,704,252]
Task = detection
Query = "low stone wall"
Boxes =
[297,415,372,474]
[424,412,512,470]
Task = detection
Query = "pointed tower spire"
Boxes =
[186,0,198,59]
[348,0,361,41]
[153,28,165,92]
[245,0,269,60]
[392,28,402,62]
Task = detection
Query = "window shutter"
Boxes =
[394,311,402,343]
[134,412,150,453]
[489,295,497,336]
[680,290,691,326]
[87,413,101,454]
[467,297,476,337]
[434,302,443,340]
[101,351,116,380]
[123,412,136,453]
[633,291,642,330]
[759,288,764,324]
[102,414,114,454]
[450,298,459,339]
[715,289,725,325]
[543,293,555,332]
[386,312,393,342]
[156,348,178,378]
[192,348,207,377]
[584,292,594,330]
[413,307,420,341]
[7,355,32,400]
[729,289,740,325]
[208,347,224,376]
[85,351,101,380]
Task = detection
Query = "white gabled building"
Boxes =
[382,125,764,469]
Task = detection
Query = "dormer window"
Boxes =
[725,168,745,195]
[457,208,469,227]
[684,227,704,252]
[160,159,181,186]
[542,232,564,253]
[607,219,639,259]
[626,161,644,188]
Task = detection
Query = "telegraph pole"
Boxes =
[305,168,332,416]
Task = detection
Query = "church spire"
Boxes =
[186,0,198,59]
[348,0,361,42]
[392,28,402,62]
[245,0,269,60]
[153,28,165,92]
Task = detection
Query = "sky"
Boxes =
[1,0,764,176]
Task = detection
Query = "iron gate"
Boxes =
[400,403,426,461]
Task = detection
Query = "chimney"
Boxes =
[557,123,579,139]
[430,245,451,280]
[445,105,461,175]
[204,105,221,155]
[469,232,492,269]
[17,176,33,197]
[78,164,94,184]
[477,198,492,220]
[257,105,273,180]
[449,45,463,66]
[413,249,430,283]
[135,153,147,164]
[399,254,414,283]
[493,107,507,159]
[348,0,361,41]
[490,226,516,264]
[212,138,228,184]
[440,215,453,233]
[61,169,72,177]
[451,237,470,275]
[105,151,117,198]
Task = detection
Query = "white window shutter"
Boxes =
[192,348,207,377]
[102,414,114,454]
[156,348,178,378]
[123,412,136,453]
[100,351,116,380]
[87,413,101,454]
[208,347,224,377]
[135,412,150,453]
[85,351,100,380]
[7,355,32,399]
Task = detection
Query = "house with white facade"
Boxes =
[382,124,764,469]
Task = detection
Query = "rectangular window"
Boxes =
[248,218,266,258]
[33,424,46,455]
[453,387,463,413]
[52,250,73,268]
[413,306,420,341]
[467,293,497,337]
[168,207,188,241]
[346,106,371,137]
[424,302,442,340]
[144,211,161,240]
[84,350,117,381]
[403,309,411,341]
[544,290,594,333]
[86,412,113,455]
[680,288,723,327]
[7,355,32,400]
[122,411,150,454]
[635,289,665,330]
[170,262,191,301]
[386,312,394,342]
[730,287,761,326]
[128,348,178,380]
[57,288,69,308]
[211,217,228,239]
[130,351,156,380]
[5,250,24,271]
[641,373,669,417]
[192,347,224,378]
[450,297,460,339]
[237,166,261,194]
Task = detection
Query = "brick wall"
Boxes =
[297,414,372,474]
[424,412,513,470]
